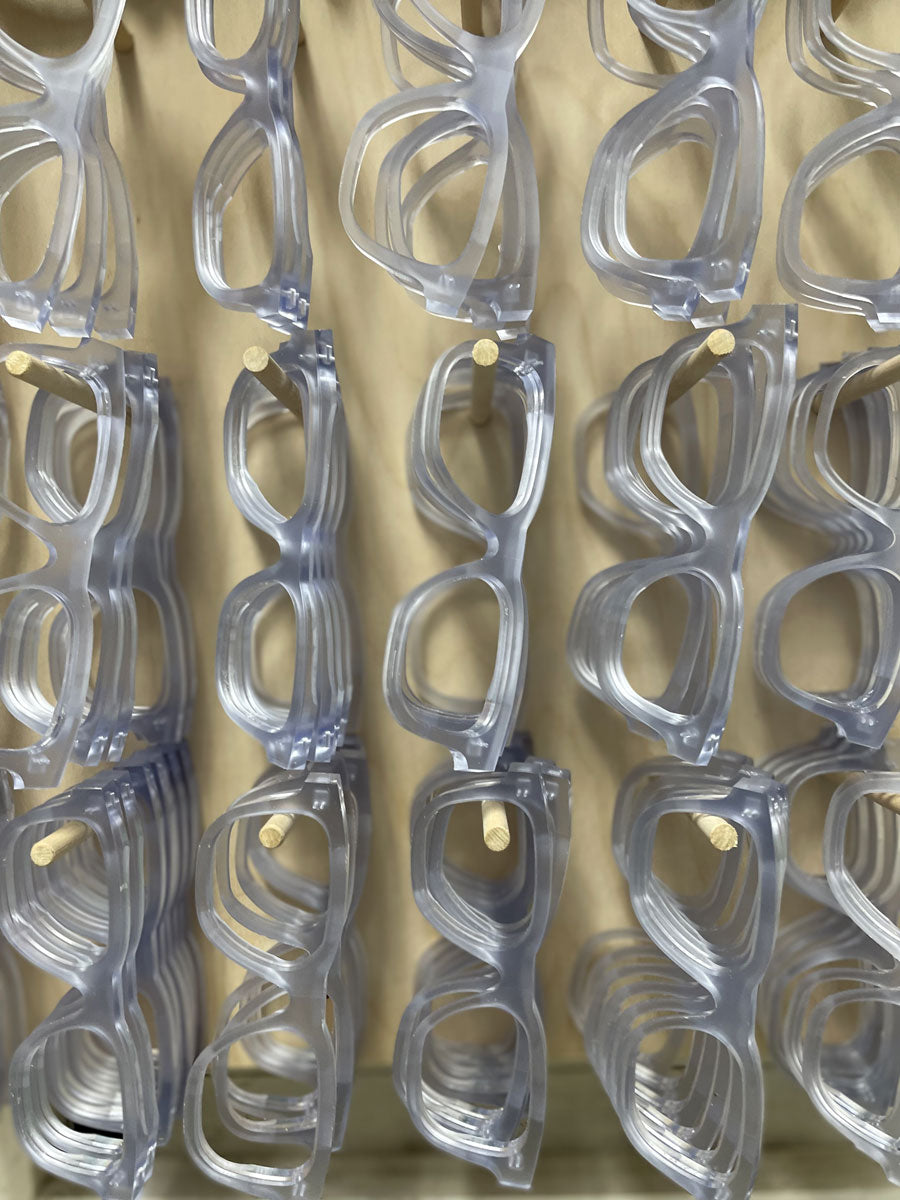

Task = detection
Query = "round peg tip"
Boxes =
[29,820,92,866]
[706,329,736,358]
[259,813,296,849]
[5,350,33,378]
[482,799,511,852]
[30,843,56,867]
[473,339,499,369]
[690,812,738,852]
[243,346,270,374]
[667,328,737,403]
[484,826,511,852]
[709,822,738,852]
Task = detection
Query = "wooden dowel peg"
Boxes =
[83,0,134,53]
[243,347,303,421]
[868,791,900,816]
[30,821,93,867]
[820,352,900,411]
[482,799,510,852]
[259,813,296,849]
[5,351,96,411]
[667,329,736,404]
[845,772,900,815]
[689,811,738,852]
[461,0,485,35]
[470,338,499,426]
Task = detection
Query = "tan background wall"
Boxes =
[1,0,895,1066]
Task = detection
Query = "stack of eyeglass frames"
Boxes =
[0,344,195,789]
[394,735,570,1187]
[761,730,900,1183]
[0,3,199,1193]
[0,773,23,1114]
[571,756,788,1199]
[184,744,370,1200]
[0,332,198,1191]
[569,306,798,766]
[341,1,571,1185]
[0,745,202,1200]
[182,4,367,1197]
[756,347,900,747]
[340,0,541,327]
[0,7,194,793]
[0,340,195,788]
[0,0,136,339]
[568,3,812,1194]
[779,3,900,331]
[582,0,767,326]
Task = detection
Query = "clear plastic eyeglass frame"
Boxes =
[383,335,554,772]
[762,904,900,1182]
[339,0,543,327]
[779,0,900,330]
[216,328,354,770]
[763,727,896,909]
[126,377,196,746]
[394,750,570,1189]
[186,3,363,1192]
[568,306,797,765]
[583,0,766,325]
[0,771,23,1104]
[573,358,707,541]
[0,347,195,785]
[186,0,312,330]
[41,744,202,1149]
[183,742,370,1200]
[18,351,159,767]
[572,754,788,1200]
[0,0,137,338]
[0,743,201,1200]
[762,734,900,1181]
[0,341,127,788]
[756,349,900,747]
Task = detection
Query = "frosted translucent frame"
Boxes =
[762,736,900,1182]
[383,335,554,771]
[394,754,570,1188]
[779,0,900,330]
[763,906,900,1183]
[0,744,200,1199]
[186,0,312,330]
[0,0,136,338]
[568,306,797,764]
[0,341,127,788]
[583,0,766,324]
[572,754,787,1200]
[0,351,194,782]
[216,329,353,770]
[184,744,370,1200]
[340,0,543,326]
[756,349,900,747]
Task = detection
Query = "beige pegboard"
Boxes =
[0,0,897,1069]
